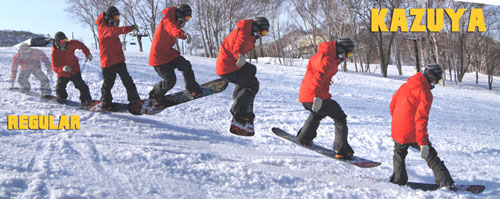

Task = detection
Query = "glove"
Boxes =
[85,54,93,62]
[236,54,246,68]
[420,145,430,159]
[312,97,323,112]
[63,65,72,72]
[185,33,192,44]
[131,24,138,30]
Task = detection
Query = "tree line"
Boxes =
[66,0,499,90]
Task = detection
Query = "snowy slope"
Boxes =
[1,47,499,199]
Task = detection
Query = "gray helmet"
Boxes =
[104,6,120,22]
[252,17,270,33]
[53,31,67,49]
[336,37,355,54]
[175,4,192,20]
[423,64,443,81]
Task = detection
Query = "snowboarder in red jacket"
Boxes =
[51,31,93,105]
[216,17,270,136]
[11,43,52,95]
[148,4,201,107]
[296,38,355,159]
[96,6,140,110]
[389,64,455,189]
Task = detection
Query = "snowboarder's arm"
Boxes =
[311,56,336,98]
[233,29,254,59]
[51,50,62,74]
[165,19,186,39]
[11,56,19,82]
[414,88,432,146]
[101,25,134,38]
[390,89,400,116]
[73,40,91,57]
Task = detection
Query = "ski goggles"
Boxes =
[184,15,192,21]
[261,29,269,36]
[59,38,68,44]
[346,51,353,58]
[113,15,120,20]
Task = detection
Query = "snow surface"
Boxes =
[1,47,499,199]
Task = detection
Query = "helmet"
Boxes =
[175,4,192,20]
[336,37,355,54]
[252,17,270,33]
[18,43,31,58]
[53,31,67,49]
[423,64,443,81]
[104,6,120,22]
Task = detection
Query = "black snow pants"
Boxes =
[18,67,51,95]
[296,99,353,154]
[220,63,259,120]
[389,141,455,187]
[100,62,140,103]
[56,72,92,103]
[149,56,200,99]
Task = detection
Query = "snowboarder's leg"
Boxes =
[175,56,201,96]
[390,142,410,185]
[100,64,117,104]
[116,62,140,102]
[321,99,353,156]
[32,67,51,95]
[296,103,324,145]
[419,143,455,187]
[56,76,70,100]
[70,72,92,103]
[149,63,176,100]
[17,70,32,91]
[222,63,259,120]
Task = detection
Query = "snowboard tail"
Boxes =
[271,127,381,168]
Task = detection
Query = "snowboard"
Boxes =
[271,127,381,168]
[406,182,485,194]
[9,87,128,112]
[128,78,229,115]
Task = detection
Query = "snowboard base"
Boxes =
[406,182,485,194]
[128,78,228,115]
[271,127,381,168]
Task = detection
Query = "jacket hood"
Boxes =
[162,7,176,17]
[318,41,336,54]
[95,13,106,25]
[408,72,431,89]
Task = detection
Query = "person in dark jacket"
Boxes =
[389,64,455,190]
[51,31,93,105]
[96,6,140,110]
[296,38,355,159]
[11,43,52,95]
[216,17,270,136]
[148,4,201,107]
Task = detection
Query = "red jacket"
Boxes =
[10,48,50,81]
[216,19,256,75]
[51,40,91,78]
[11,48,51,81]
[390,72,433,146]
[95,13,134,68]
[299,41,342,103]
[149,7,186,66]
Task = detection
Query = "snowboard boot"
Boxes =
[298,139,313,147]
[188,86,203,98]
[100,100,116,111]
[229,116,255,136]
[334,150,354,160]
[55,98,68,104]
[439,183,458,191]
